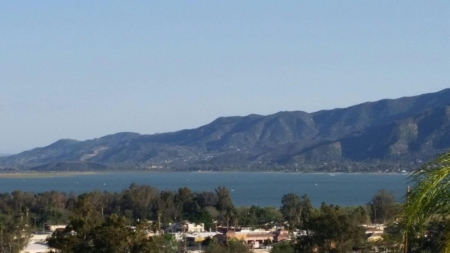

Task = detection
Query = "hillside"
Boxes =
[1,89,450,172]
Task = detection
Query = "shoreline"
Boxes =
[0,170,409,178]
[0,171,99,178]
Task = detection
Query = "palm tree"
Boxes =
[404,152,450,252]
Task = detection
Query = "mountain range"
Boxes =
[2,89,450,172]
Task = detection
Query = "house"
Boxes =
[273,228,290,242]
[185,232,221,245]
[363,224,385,242]
[165,221,204,233]
[215,228,281,248]
[45,224,67,232]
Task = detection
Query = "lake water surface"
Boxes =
[0,172,409,207]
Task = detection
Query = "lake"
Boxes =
[0,172,410,207]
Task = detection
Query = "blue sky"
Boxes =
[1,1,449,153]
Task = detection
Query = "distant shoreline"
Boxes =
[0,170,410,178]
[0,171,99,178]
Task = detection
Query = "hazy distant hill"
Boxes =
[2,89,450,172]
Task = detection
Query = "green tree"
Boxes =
[215,187,237,228]
[194,191,218,208]
[299,195,313,226]
[204,239,252,253]
[404,152,450,252]
[215,186,234,212]
[91,214,145,253]
[280,194,312,227]
[379,222,404,253]
[0,212,31,253]
[351,206,369,225]
[368,189,398,224]
[121,184,159,220]
[239,206,283,226]
[296,203,365,253]
[204,242,229,253]
[141,234,177,253]
[270,241,294,253]
[155,191,177,222]
[280,193,301,225]
[47,196,103,253]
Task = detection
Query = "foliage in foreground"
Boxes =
[47,198,176,253]
[404,152,450,253]
[0,212,31,253]
[295,203,366,253]
[270,241,294,253]
[204,239,253,253]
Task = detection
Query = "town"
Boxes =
[22,215,391,253]
[0,184,410,253]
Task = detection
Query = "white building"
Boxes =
[165,221,204,233]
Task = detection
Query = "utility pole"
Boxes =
[157,212,162,232]
[0,224,3,253]
[403,186,411,253]
[184,232,187,253]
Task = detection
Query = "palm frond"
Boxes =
[404,152,450,252]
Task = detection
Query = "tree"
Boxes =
[141,234,177,253]
[157,191,178,222]
[270,241,294,253]
[194,191,218,208]
[299,195,313,226]
[379,222,404,253]
[121,184,159,220]
[47,196,103,253]
[296,203,365,253]
[404,152,450,252]
[204,239,252,253]
[368,189,397,224]
[0,212,31,253]
[91,214,139,253]
[215,187,234,212]
[280,193,301,225]
[215,187,237,227]
[351,206,369,225]
[280,194,312,227]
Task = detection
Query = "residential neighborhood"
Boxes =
[19,220,395,253]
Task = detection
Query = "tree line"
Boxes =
[4,151,450,252]
[0,183,401,253]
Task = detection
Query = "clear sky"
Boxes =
[1,1,449,154]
